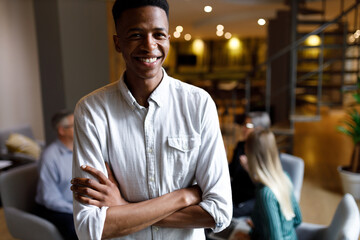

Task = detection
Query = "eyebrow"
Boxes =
[127,27,168,33]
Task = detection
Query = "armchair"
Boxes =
[0,162,64,240]
[280,153,304,202]
[296,193,360,240]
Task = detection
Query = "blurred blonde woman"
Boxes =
[239,128,302,240]
[230,111,271,217]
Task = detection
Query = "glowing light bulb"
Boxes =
[216,30,224,37]
[176,26,183,33]
[228,37,241,50]
[257,18,266,26]
[204,6,212,13]
[306,35,321,46]
[192,39,205,55]
[225,32,232,39]
[217,24,224,31]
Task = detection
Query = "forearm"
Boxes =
[154,205,215,229]
[102,188,196,239]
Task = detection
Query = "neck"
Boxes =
[124,71,163,107]
[59,138,73,151]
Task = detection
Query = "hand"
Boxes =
[183,185,202,206]
[246,219,254,228]
[239,155,249,172]
[71,162,127,208]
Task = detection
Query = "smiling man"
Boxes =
[71,0,232,239]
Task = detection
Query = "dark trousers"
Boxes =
[233,198,256,218]
[34,204,78,240]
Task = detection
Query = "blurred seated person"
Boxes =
[237,128,301,240]
[35,109,78,240]
[229,112,271,217]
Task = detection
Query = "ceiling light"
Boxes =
[173,31,181,38]
[192,39,205,55]
[184,34,192,41]
[204,6,212,13]
[176,26,183,33]
[216,30,224,37]
[217,24,224,31]
[354,29,360,38]
[225,32,232,39]
[305,35,321,46]
[228,37,241,50]
[349,35,356,43]
[257,18,266,26]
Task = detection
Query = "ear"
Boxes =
[58,126,65,137]
[113,35,122,53]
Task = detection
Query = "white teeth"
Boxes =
[139,57,157,63]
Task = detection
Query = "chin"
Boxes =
[139,68,163,79]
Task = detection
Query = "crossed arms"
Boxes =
[71,163,215,239]
[72,93,232,239]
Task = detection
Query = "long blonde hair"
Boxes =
[245,128,295,220]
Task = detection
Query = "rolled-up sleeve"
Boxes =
[196,96,233,232]
[72,101,108,240]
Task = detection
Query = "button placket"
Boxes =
[144,103,157,199]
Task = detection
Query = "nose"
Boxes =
[142,34,157,51]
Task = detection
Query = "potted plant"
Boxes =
[337,76,360,199]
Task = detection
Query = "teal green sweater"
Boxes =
[250,184,302,240]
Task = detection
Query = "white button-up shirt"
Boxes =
[73,70,232,240]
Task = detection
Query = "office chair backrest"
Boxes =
[323,193,360,240]
[0,163,64,240]
[296,194,360,240]
[280,153,304,202]
[0,162,38,210]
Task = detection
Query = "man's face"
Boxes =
[59,115,74,141]
[113,6,170,81]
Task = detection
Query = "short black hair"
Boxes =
[51,109,73,130]
[112,0,169,27]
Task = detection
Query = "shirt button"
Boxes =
[153,227,159,231]
[148,148,153,153]
[216,222,223,228]
[149,177,154,182]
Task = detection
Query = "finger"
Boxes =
[73,193,102,208]
[71,184,107,201]
[71,177,104,191]
[80,165,109,184]
[105,162,117,184]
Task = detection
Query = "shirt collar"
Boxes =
[56,139,72,155]
[118,68,170,110]
[148,69,169,108]
[118,74,138,111]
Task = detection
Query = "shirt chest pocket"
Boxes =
[167,135,201,180]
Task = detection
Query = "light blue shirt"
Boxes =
[36,139,73,213]
[72,70,232,240]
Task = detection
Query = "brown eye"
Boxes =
[128,33,142,39]
[154,33,167,39]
